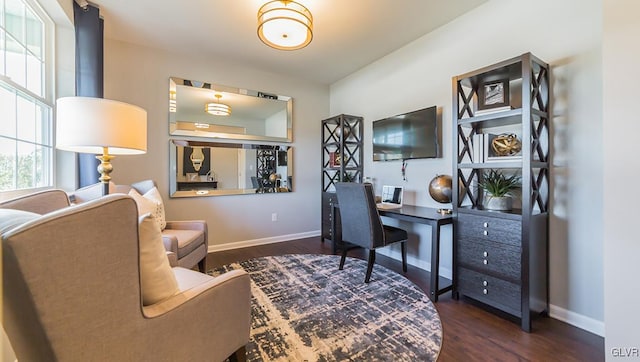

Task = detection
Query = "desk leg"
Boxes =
[430,222,441,302]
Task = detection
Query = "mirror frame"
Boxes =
[169,77,293,142]
[169,139,293,198]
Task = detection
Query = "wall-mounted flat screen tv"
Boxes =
[373,106,439,161]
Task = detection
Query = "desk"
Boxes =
[331,204,453,302]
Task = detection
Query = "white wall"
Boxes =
[266,109,287,138]
[103,40,329,247]
[330,0,603,335]
[603,1,640,360]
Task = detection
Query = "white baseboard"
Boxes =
[208,230,321,253]
[549,304,604,337]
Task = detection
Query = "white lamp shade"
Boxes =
[56,97,147,155]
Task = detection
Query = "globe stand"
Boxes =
[437,208,452,215]
[429,175,463,216]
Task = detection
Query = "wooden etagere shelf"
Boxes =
[320,114,363,246]
[452,53,550,332]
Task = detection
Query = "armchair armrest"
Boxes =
[142,268,251,361]
[164,220,207,231]
[166,251,178,267]
[162,235,178,253]
[162,220,208,253]
[142,268,250,318]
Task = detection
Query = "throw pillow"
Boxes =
[142,187,166,230]
[128,188,166,231]
[138,213,179,305]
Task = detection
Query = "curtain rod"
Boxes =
[74,0,90,10]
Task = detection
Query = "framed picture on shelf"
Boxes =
[477,78,509,110]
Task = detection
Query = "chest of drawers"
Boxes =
[454,209,548,331]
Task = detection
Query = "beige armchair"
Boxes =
[71,180,208,272]
[1,191,250,361]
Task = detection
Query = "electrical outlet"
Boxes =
[271,213,278,222]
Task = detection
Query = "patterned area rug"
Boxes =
[211,254,442,361]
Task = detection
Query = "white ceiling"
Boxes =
[90,0,487,85]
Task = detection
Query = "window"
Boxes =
[0,0,53,192]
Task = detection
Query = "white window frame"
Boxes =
[0,0,55,197]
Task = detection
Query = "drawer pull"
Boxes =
[482,280,488,287]
[483,230,489,236]
[483,251,488,257]
[483,288,488,295]
[483,222,489,228]
[483,259,488,265]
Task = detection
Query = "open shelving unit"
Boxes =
[320,114,363,248]
[452,53,550,332]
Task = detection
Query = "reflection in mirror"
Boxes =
[170,139,293,198]
[169,77,293,142]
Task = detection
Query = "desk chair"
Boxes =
[335,182,408,283]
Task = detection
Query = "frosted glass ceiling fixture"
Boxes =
[257,0,313,51]
[205,94,231,116]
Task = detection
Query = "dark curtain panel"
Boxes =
[73,1,104,187]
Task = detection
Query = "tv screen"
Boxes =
[372,106,439,161]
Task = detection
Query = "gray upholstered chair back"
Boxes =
[0,189,69,214]
[2,195,142,361]
[335,183,385,249]
[131,179,157,194]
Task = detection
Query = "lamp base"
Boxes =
[96,147,114,195]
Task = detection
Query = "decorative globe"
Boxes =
[334,125,351,140]
[428,175,453,204]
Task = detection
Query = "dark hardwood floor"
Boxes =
[206,237,604,361]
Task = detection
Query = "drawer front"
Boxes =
[458,237,521,281]
[457,213,521,246]
[458,267,521,316]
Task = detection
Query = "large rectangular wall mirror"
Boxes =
[169,77,293,142]
[170,139,293,197]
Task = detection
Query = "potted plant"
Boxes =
[478,169,520,211]
[342,172,355,182]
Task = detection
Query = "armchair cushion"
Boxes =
[129,187,166,230]
[139,213,179,305]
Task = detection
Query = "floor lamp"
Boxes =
[56,97,147,195]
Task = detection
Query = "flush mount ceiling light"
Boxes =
[205,94,231,116]
[257,0,313,51]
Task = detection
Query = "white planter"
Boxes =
[483,196,513,211]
